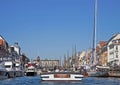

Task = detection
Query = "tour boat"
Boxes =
[0,61,8,79]
[40,72,83,81]
[25,62,37,76]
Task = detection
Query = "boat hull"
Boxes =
[40,72,83,81]
[88,71,109,77]
[26,72,37,76]
[16,70,24,77]
[0,71,8,80]
[7,71,16,78]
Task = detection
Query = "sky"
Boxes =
[0,0,120,60]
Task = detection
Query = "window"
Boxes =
[109,45,114,49]
[112,40,116,43]
[116,53,118,58]
[54,74,70,78]
[5,65,11,68]
[109,52,114,55]
[118,39,120,43]
[116,46,118,51]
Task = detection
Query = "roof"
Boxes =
[107,33,120,45]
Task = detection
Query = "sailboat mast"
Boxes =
[92,0,97,65]
[74,44,77,67]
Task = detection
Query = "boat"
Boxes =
[0,61,8,79]
[25,62,37,76]
[40,72,83,81]
[15,61,24,77]
[4,58,24,78]
[4,60,16,78]
[88,66,109,77]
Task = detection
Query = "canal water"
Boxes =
[0,76,120,85]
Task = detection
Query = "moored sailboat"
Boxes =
[88,66,109,77]
[88,0,109,77]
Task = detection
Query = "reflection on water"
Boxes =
[0,76,120,85]
[0,76,40,85]
[41,81,82,85]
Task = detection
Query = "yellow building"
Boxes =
[96,41,108,66]
[99,46,108,66]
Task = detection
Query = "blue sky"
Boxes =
[0,0,120,60]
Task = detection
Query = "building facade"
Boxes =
[41,59,59,68]
[107,34,120,66]
[96,41,108,66]
[0,35,9,59]
[99,45,108,66]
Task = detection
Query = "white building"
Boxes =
[107,33,120,66]
[11,42,21,55]
[78,51,86,66]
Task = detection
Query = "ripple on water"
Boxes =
[0,76,40,85]
[1,76,120,85]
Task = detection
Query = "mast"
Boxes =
[92,0,97,65]
[71,45,76,68]
[72,46,74,64]
[74,44,77,67]
[59,56,61,67]
[67,51,69,69]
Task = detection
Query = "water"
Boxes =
[0,76,120,85]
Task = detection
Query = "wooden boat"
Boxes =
[40,72,83,81]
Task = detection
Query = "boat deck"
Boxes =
[41,72,82,75]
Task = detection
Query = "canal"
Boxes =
[0,76,120,85]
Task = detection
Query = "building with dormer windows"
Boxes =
[107,33,120,66]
